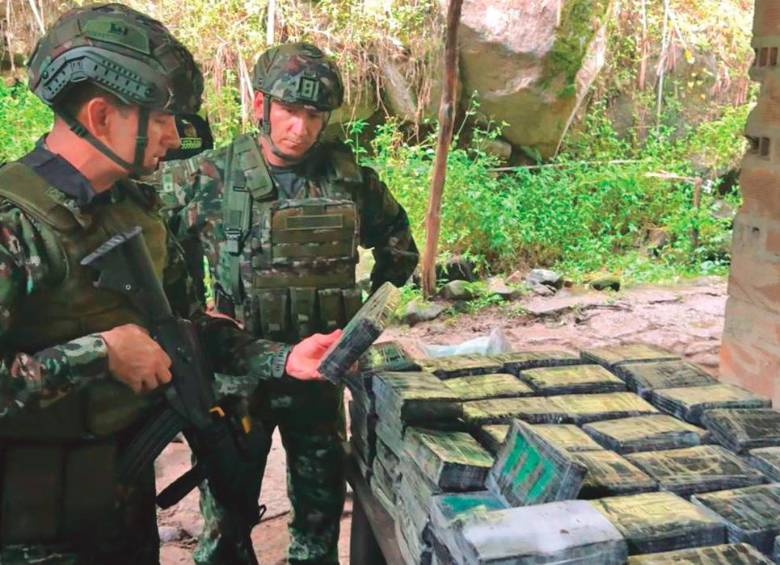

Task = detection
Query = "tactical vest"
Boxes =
[0,162,166,545]
[221,135,362,342]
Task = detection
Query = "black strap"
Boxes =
[133,107,150,172]
[260,95,329,164]
[57,108,149,179]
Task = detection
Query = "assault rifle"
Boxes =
[82,226,266,535]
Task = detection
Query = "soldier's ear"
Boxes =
[82,96,115,140]
[253,91,265,123]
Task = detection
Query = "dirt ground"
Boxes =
[158,276,727,564]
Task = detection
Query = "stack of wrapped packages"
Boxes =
[347,341,780,564]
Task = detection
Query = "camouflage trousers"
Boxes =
[0,464,159,565]
[194,378,346,565]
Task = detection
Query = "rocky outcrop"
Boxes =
[457,0,612,159]
[359,0,612,159]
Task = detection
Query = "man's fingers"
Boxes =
[159,349,172,369]
[312,329,341,347]
[141,372,158,393]
[157,363,172,385]
[284,329,343,381]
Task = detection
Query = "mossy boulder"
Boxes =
[457,0,613,159]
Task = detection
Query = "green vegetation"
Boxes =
[547,0,611,88]
[0,80,52,163]
[350,99,747,284]
[0,77,748,285]
[0,0,753,287]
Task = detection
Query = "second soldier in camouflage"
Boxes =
[159,43,418,564]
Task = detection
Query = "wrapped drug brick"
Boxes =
[590,491,726,554]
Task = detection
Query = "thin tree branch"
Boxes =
[26,0,44,34]
[421,0,463,298]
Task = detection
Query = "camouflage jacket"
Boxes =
[157,136,418,327]
[0,150,290,418]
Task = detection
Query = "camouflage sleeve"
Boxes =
[356,166,419,291]
[0,205,110,418]
[194,315,292,398]
[154,149,229,241]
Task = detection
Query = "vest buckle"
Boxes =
[225,228,242,255]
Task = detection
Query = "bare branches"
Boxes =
[26,0,44,34]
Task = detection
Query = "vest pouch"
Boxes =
[0,393,86,441]
[259,289,290,341]
[342,288,363,323]
[270,200,358,266]
[290,287,317,340]
[318,289,344,332]
[1,444,64,543]
[85,380,150,437]
[62,441,117,541]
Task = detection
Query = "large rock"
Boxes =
[324,87,378,139]
[457,0,613,158]
[378,51,419,123]
[403,300,447,325]
[527,268,563,289]
[441,280,477,301]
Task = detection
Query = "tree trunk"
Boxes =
[421,0,464,298]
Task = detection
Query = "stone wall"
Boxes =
[720,0,780,402]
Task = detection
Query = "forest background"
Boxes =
[0,0,756,289]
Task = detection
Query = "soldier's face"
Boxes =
[256,93,327,164]
[107,106,181,174]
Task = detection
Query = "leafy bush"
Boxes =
[0,80,52,163]
[351,99,748,283]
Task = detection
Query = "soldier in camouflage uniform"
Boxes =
[159,43,419,564]
[0,6,337,564]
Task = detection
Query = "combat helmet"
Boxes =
[252,42,343,161]
[252,42,343,112]
[163,114,214,161]
[28,3,203,176]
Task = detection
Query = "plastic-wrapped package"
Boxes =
[590,491,726,554]
[584,415,709,453]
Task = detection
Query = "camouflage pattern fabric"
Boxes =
[158,135,417,564]
[253,42,343,111]
[196,378,347,565]
[158,138,418,300]
[0,184,290,417]
[0,151,292,562]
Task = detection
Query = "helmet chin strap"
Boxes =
[57,107,151,179]
[260,95,330,165]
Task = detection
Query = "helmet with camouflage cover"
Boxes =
[27,3,203,176]
[252,42,344,112]
[252,42,343,162]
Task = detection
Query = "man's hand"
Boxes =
[285,330,342,381]
[100,323,172,393]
